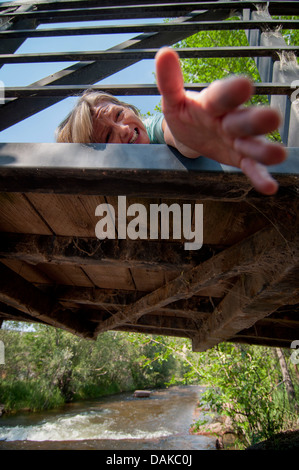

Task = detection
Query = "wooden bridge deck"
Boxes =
[0,0,298,351]
[0,143,298,351]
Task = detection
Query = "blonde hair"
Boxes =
[56,90,140,143]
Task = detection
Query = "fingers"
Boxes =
[199,75,254,117]
[222,107,282,138]
[234,136,287,166]
[156,47,254,116]
[155,47,185,109]
[236,137,286,194]
[240,158,279,195]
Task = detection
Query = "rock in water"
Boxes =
[133,390,151,398]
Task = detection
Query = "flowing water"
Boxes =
[0,385,216,450]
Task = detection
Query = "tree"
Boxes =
[276,348,298,412]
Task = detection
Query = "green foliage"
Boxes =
[0,381,64,412]
[1,323,298,449]
[273,16,299,48]
[0,325,187,411]
[191,343,298,447]
[176,23,260,85]
[130,336,298,447]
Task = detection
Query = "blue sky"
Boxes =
[0,8,163,143]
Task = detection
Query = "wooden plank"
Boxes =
[0,193,52,235]
[84,265,136,290]
[0,263,95,337]
[195,200,268,245]
[1,259,52,284]
[135,313,198,332]
[0,233,215,269]
[116,324,192,339]
[227,337,292,348]
[192,263,299,352]
[76,308,201,331]
[38,263,94,287]
[53,286,145,306]
[0,301,47,324]
[260,307,299,328]
[233,322,299,343]
[131,266,174,292]
[25,194,106,237]
[52,286,211,319]
[93,224,296,336]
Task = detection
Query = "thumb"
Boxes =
[155,47,185,109]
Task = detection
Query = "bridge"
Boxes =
[0,0,298,351]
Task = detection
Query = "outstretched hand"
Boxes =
[155,47,287,195]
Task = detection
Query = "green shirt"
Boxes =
[142,114,165,144]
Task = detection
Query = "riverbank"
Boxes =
[190,402,299,450]
[246,429,299,451]
[190,403,239,450]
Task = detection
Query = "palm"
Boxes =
[155,48,286,195]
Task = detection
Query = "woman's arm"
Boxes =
[162,118,199,158]
[156,47,287,195]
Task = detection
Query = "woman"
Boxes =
[56,47,287,196]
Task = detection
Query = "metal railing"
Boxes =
[0,0,298,146]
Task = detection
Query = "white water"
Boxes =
[0,386,215,450]
[0,409,172,442]
[0,415,172,442]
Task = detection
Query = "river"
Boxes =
[0,385,216,450]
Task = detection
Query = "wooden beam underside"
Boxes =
[0,233,219,269]
[192,267,299,351]
[1,212,298,348]
[1,1,298,350]
[0,263,95,338]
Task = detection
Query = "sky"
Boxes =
[0,2,164,143]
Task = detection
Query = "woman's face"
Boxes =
[92,101,150,144]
